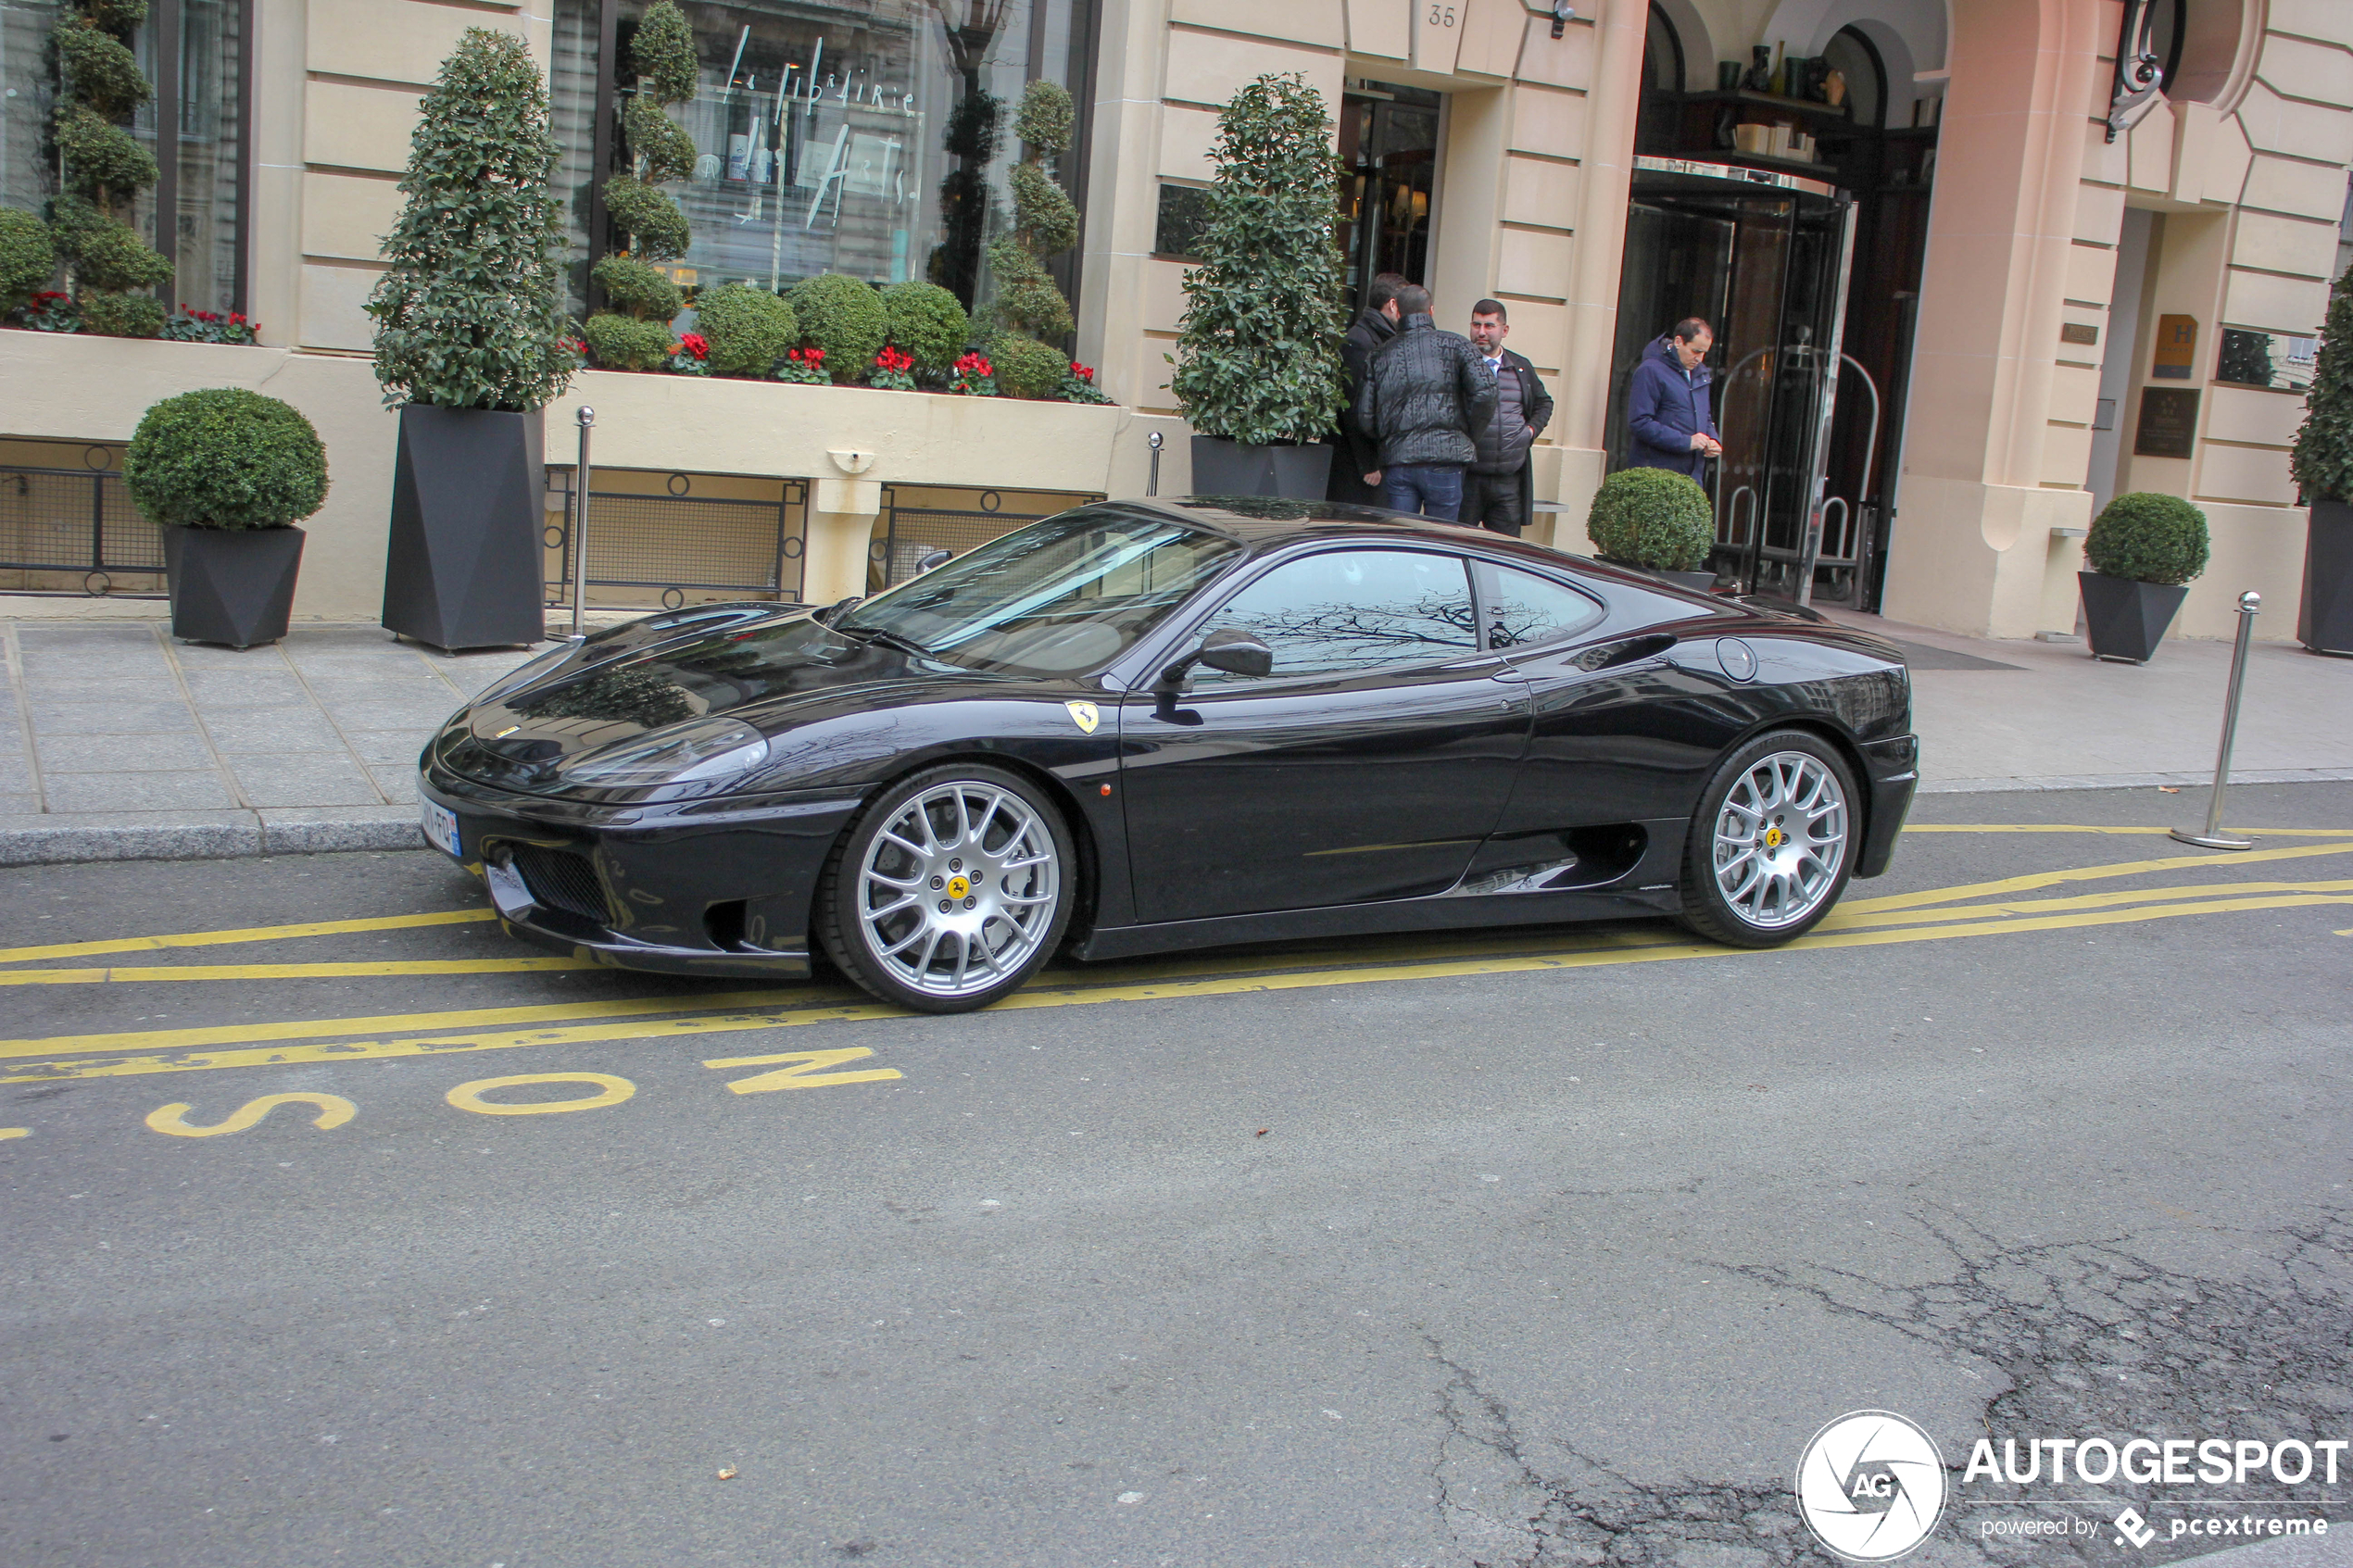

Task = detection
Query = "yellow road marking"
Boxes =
[0,957,598,986]
[0,909,496,967]
[705,1047,903,1094]
[0,1128,28,1140]
[145,1093,357,1137]
[9,888,2347,1083]
[1819,878,2353,931]
[1840,840,2353,915]
[446,1073,635,1116]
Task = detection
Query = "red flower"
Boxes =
[954,351,993,375]
[790,346,824,365]
[875,346,913,373]
[679,332,710,359]
[1069,362,1096,381]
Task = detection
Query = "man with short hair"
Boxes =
[1625,316,1723,479]
[1330,271,1411,505]
[1465,299,1554,537]
[1355,283,1496,522]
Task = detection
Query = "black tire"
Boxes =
[1677,730,1858,947]
[815,763,1076,1014]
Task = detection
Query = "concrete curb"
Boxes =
[6,769,2352,868]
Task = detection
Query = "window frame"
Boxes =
[1465,556,1608,653]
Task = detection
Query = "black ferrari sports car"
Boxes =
[419,498,1917,1012]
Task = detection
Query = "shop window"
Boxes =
[552,0,1096,319]
[0,0,247,315]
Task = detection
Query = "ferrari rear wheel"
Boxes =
[1678,731,1856,947]
[817,764,1075,1013]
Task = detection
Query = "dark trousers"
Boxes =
[1380,463,1465,521]
[1466,472,1527,536]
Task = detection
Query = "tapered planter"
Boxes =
[383,404,547,650]
[1189,436,1333,499]
[2079,571,2188,663]
[2299,498,2353,656]
[162,524,305,648]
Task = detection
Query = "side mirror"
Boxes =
[1157,627,1274,691]
[915,548,953,574]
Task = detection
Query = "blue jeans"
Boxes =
[1381,463,1464,521]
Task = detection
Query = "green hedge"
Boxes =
[696,284,797,377]
[788,273,887,383]
[0,208,57,310]
[591,254,681,321]
[1586,467,1714,571]
[2084,492,2208,585]
[582,313,670,372]
[989,332,1067,400]
[880,281,969,371]
[79,290,162,338]
[125,388,329,531]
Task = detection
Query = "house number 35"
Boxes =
[1427,3,1456,24]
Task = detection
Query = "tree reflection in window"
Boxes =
[1197,550,1476,679]
[1480,564,1604,650]
[523,667,698,729]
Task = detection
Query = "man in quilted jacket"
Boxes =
[1354,283,1497,522]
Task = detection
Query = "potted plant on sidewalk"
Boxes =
[2291,257,2353,655]
[2077,492,2209,663]
[1585,468,1718,591]
[125,388,329,648]
[1168,73,1346,497]
[367,28,578,650]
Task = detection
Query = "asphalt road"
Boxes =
[4,784,2351,1568]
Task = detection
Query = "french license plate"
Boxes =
[419,796,460,857]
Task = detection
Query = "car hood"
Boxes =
[440,611,961,794]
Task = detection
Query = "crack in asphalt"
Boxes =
[1423,1209,2353,1567]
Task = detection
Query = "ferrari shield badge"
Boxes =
[1063,700,1101,734]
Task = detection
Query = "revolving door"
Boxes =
[1606,159,1858,596]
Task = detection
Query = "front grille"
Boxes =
[508,844,610,923]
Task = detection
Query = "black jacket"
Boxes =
[1354,313,1497,470]
[1469,346,1553,474]
[1336,306,1399,483]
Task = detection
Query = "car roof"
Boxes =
[1085,495,1579,568]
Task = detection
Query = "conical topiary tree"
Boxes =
[367,28,575,409]
[2292,263,2353,508]
[585,0,696,370]
[1168,73,1347,445]
[985,79,1078,398]
[51,0,170,337]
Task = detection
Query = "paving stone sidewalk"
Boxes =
[3,610,2350,866]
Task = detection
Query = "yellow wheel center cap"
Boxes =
[946,875,971,899]
[1763,826,1786,851]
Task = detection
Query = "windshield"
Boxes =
[838,509,1239,675]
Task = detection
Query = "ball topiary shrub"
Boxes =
[581,313,670,372]
[78,289,163,339]
[2084,492,2209,585]
[989,332,1067,400]
[695,284,796,377]
[590,254,681,322]
[0,208,58,311]
[124,388,329,531]
[1586,467,1715,571]
[788,273,887,383]
[880,280,969,372]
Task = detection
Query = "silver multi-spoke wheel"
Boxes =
[1708,749,1850,931]
[853,779,1063,1001]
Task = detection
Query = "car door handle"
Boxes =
[1571,633,1678,671]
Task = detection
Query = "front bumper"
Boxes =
[1856,734,1919,879]
[419,764,867,980]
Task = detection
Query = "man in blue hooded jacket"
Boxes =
[1625,318,1723,479]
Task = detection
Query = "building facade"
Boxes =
[1,0,2347,643]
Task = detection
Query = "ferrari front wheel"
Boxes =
[1678,732,1856,947]
[816,764,1076,1013]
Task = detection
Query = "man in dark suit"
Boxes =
[1330,271,1411,506]
[1464,299,1554,537]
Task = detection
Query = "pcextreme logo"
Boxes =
[1794,1411,1948,1562]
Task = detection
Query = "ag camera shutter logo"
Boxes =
[1795,1411,1948,1561]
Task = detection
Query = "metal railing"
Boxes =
[545,470,806,610]
[871,487,1056,588]
[0,458,165,596]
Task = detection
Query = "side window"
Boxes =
[1477,563,1605,650]
[1196,550,1477,679]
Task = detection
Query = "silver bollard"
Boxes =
[1148,430,1163,497]
[570,407,594,642]
[2171,590,2260,850]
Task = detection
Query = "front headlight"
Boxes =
[556,718,770,791]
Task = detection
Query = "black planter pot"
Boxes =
[2299,497,2353,656]
[2079,571,2188,663]
[162,523,305,649]
[383,404,547,651]
[1599,557,1719,594]
[1189,436,1334,500]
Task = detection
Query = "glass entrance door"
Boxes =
[1337,83,1441,311]
[1605,160,1856,593]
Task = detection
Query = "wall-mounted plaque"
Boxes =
[2060,322,2100,346]
[2215,327,2319,394]
[2152,314,2197,379]
[2133,387,2199,458]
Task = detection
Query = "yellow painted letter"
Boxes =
[701,1047,902,1095]
[145,1094,358,1137]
